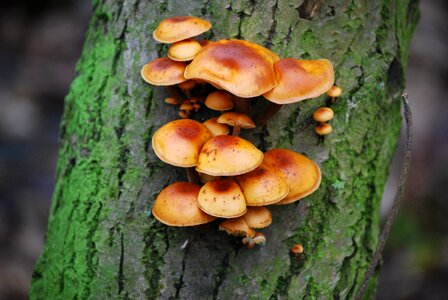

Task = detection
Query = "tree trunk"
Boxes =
[31,0,418,299]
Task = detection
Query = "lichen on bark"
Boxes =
[31,0,418,299]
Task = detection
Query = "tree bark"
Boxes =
[31,0,418,299]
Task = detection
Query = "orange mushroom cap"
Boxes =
[152,182,216,226]
[217,112,256,129]
[313,107,334,122]
[141,57,187,86]
[326,85,342,98]
[152,119,213,167]
[263,149,321,204]
[235,164,289,206]
[315,123,333,135]
[153,16,212,44]
[205,91,234,111]
[168,39,203,61]
[203,117,231,136]
[185,39,279,98]
[196,135,264,176]
[197,179,247,218]
[243,207,272,229]
[219,217,255,238]
[263,58,334,104]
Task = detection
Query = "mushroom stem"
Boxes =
[186,167,199,184]
[255,102,283,126]
[232,125,241,136]
[233,96,251,115]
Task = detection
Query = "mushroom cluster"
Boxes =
[143,16,335,248]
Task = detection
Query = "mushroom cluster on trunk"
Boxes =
[142,16,339,248]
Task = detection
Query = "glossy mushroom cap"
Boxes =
[219,217,255,238]
[185,39,279,98]
[205,91,234,111]
[315,123,332,135]
[326,85,342,97]
[152,119,213,167]
[217,112,256,129]
[263,149,321,204]
[141,58,187,86]
[196,135,264,176]
[313,107,334,122]
[243,207,272,229]
[203,118,230,136]
[197,179,247,218]
[153,16,212,44]
[263,58,334,104]
[152,182,216,226]
[236,164,289,206]
[168,39,203,61]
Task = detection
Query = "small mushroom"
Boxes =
[219,218,255,238]
[326,85,342,102]
[152,182,216,226]
[291,244,304,256]
[198,179,247,218]
[153,16,212,44]
[196,135,264,176]
[141,57,187,86]
[205,91,234,112]
[178,111,189,119]
[164,97,178,105]
[168,39,203,62]
[243,232,266,249]
[203,117,231,136]
[235,164,288,206]
[312,107,334,122]
[315,123,332,136]
[243,207,272,229]
[263,149,321,205]
[180,100,194,111]
[217,112,255,136]
[178,80,197,98]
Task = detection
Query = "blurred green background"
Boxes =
[0,1,446,299]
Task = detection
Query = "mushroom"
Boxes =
[178,80,197,98]
[243,207,272,229]
[235,164,288,206]
[196,135,264,176]
[243,232,266,249]
[312,107,334,123]
[326,85,342,103]
[217,112,256,136]
[203,117,231,136]
[141,57,187,86]
[315,123,332,136]
[219,217,255,238]
[262,149,321,205]
[184,39,279,98]
[257,58,334,125]
[164,97,178,105]
[168,39,203,62]
[204,91,234,112]
[152,119,213,182]
[153,16,212,44]
[291,244,304,256]
[152,182,216,226]
[197,179,247,218]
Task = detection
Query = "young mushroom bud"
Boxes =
[315,123,332,136]
[291,244,304,257]
[312,107,334,123]
[326,85,342,102]
[164,97,178,105]
[243,232,266,249]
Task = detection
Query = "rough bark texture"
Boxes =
[31,0,418,299]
